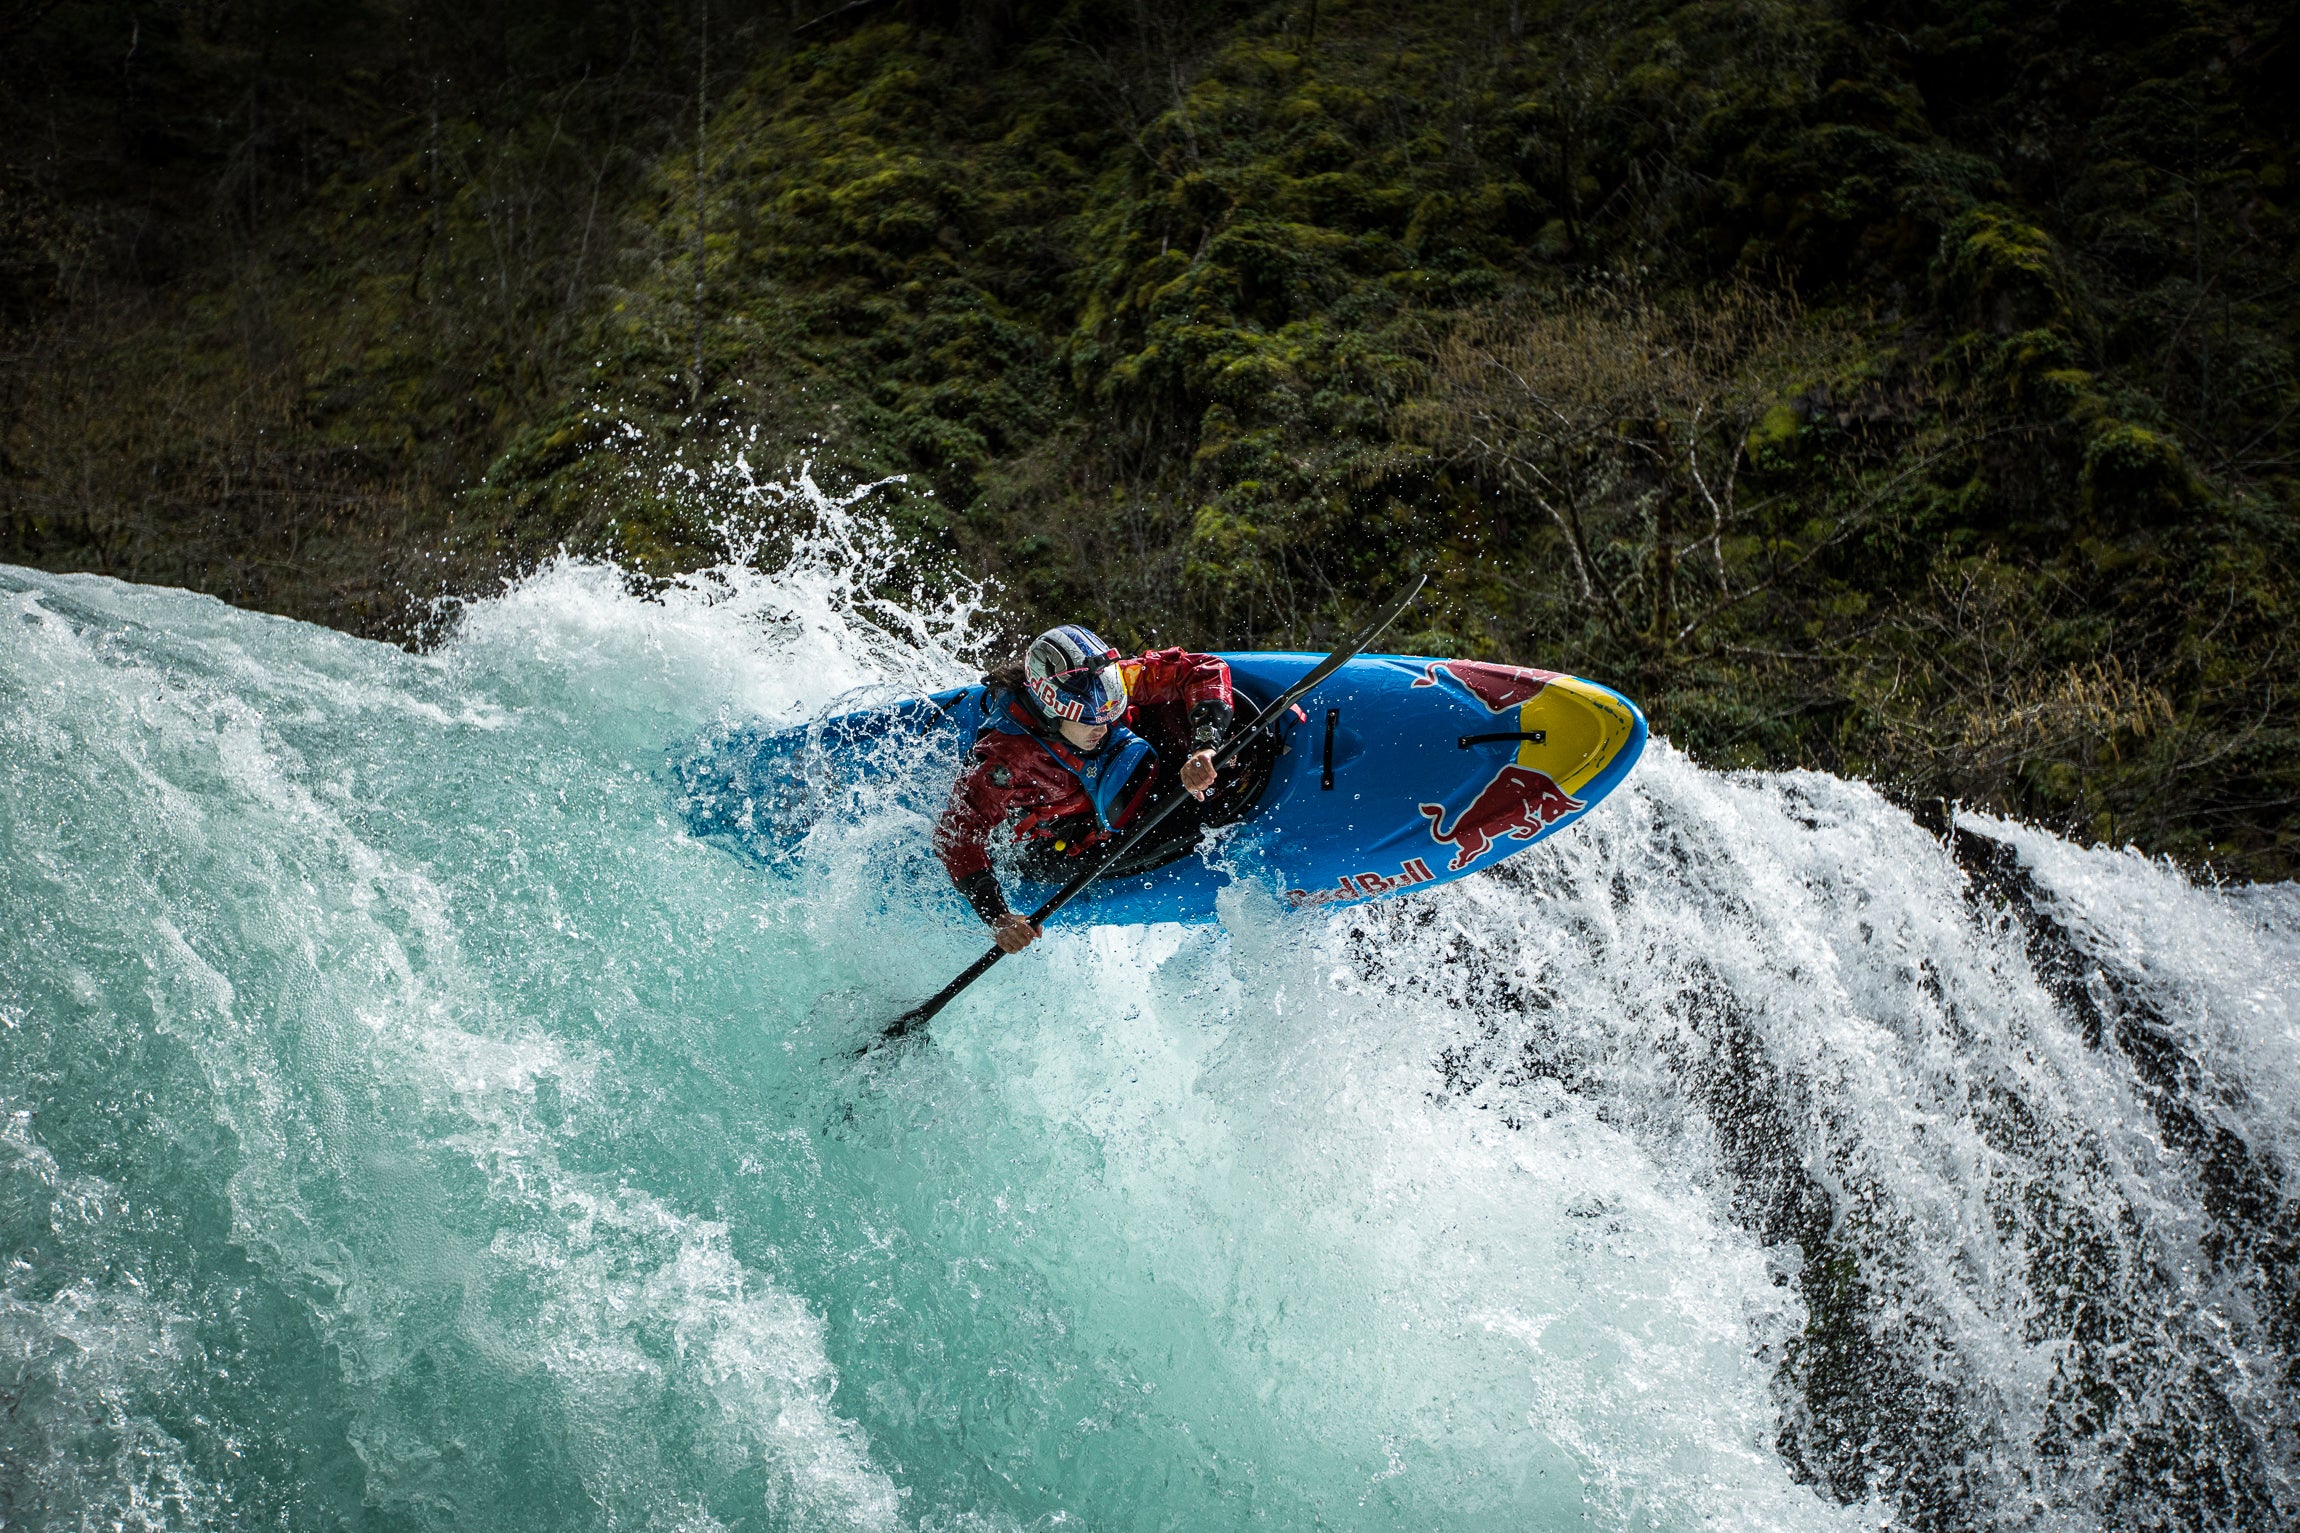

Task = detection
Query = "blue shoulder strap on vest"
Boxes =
[936,685,990,745]
[982,690,1155,832]
[1067,733,1155,831]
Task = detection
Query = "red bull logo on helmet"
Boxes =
[1419,764,1583,871]
[1410,660,1559,713]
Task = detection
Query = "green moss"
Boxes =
[8,0,2298,877]
[1747,401,1802,461]
[2081,423,2198,530]
[1933,205,2087,339]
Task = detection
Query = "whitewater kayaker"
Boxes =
[935,625,1234,953]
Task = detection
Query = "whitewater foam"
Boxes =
[2,478,2292,1530]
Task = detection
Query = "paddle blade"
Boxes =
[877,944,1004,1044]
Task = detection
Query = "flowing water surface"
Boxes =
[3,488,2295,1531]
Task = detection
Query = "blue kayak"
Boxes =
[673,655,1646,925]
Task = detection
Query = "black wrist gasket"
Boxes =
[1187,699,1234,753]
[956,869,1011,926]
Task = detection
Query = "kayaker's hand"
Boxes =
[1181,749,1218,800]
[991,913,1042,953]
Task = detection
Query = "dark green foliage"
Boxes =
[4,0,2297,875]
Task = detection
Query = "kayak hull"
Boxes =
[673,654,1646,925]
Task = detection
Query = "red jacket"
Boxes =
[935,648,1232,916]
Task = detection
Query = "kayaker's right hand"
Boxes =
[1180,748,1218,800]
[992,913,1042,953]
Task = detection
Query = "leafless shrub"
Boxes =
[1844,550,2289,852]
[1400,280,1872,653]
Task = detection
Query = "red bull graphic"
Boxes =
[1287,857,1437,909]
[1410,660,1559,713]
[1419,765,1583,870]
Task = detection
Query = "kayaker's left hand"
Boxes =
[1181,749,1218,800]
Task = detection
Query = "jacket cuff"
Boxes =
[1188,699,1234,752]
[955,870,1011,925]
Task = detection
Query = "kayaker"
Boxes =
[935,625,1234,953]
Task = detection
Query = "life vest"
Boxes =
[981,689,1157,834]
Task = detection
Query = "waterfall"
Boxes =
[3,492,2291,1531]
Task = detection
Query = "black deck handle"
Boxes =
[1458,730,1546,749]
[1322,708,1339,789]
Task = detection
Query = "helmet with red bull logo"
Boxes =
[1024,625,1129,725]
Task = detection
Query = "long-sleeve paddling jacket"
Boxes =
[933,649,1234,905]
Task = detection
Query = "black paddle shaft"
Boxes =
[880,576,1427,1041]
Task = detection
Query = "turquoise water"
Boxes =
[4,490,2295,1530]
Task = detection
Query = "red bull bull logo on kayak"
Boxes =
[1419,764,1583,871]
[1287,857,1438,909]
[1410,660,1559,713]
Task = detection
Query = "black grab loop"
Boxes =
[1322,708,1339,789]
[1457,730,1546,749]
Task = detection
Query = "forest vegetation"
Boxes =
[4,0,2296,876]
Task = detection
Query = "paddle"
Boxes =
[878,575,1428,1044]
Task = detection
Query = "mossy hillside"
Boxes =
[540,1,2293,870]
[6,0,2296,873]
[534,0,1998,622]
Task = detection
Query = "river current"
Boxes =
[3,487,2294,1531]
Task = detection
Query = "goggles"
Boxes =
[1033,662,1128,725]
